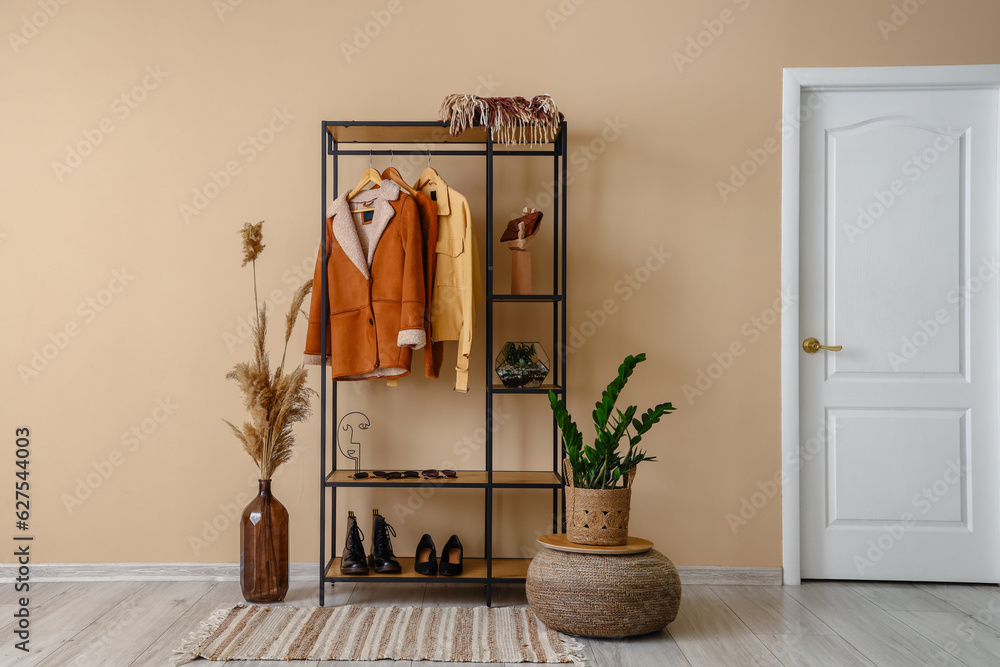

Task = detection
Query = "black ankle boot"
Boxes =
[340,511,369,575]
[369,509,402,574]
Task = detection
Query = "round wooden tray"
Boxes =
[537,533,653,555]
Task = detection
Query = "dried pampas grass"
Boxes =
[239,221,265,266]
[225,222,314,480]
[439,94,563,145]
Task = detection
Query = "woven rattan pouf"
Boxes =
[526,543,681,637]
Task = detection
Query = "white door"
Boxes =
[799,81,1000,581]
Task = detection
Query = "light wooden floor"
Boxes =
[4,579,1000,666]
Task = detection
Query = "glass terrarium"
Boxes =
[495,342,550,389]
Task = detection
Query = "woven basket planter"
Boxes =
[564,460,634,546]
[526,548,681,637]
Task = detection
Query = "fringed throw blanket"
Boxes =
[173,604,587,665]
[439,94,563,145]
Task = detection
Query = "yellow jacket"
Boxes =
[417,176,482,392]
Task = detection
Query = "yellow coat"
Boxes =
[417,176,482,393]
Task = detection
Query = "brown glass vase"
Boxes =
[240,479,289,603]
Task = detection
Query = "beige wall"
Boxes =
[4,0,1000,569]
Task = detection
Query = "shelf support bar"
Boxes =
[485,130,494,606]
[319,122,328,606]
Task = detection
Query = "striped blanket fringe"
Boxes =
[172,604,588,665]
[439,94,563,145]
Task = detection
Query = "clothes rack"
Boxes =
[318,120,568,606]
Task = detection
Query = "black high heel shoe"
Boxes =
[414,534,437,575]
[439,535,463,576]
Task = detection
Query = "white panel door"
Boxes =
[800,86,1000,581]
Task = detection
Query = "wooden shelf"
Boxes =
[491,471,563,488]
[491,294,563,302]
[325,121,564,146]
[326,121,479,144]
[491,558,532,579]
[326,470,562,488]
[491,384,563,395]
[325,557,530,582]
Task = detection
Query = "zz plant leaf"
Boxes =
[549,353,675,489]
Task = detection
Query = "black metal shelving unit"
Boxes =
[318,120,568,607]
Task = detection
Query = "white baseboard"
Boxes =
[0,562,319,583]
[1,562,782,586]
[677,566,783,586]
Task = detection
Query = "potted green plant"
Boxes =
[224,221,314,603]
[548,353,675,545]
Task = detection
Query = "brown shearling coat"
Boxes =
[303,180,426,380]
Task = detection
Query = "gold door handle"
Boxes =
[803,338,843,353]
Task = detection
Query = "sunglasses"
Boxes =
[351,471,418,479]
[361,470,420,479]
[422,469,458,479]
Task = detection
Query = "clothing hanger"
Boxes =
[415,151,443,190]
[380,149,418,197]
[348,150,383,202]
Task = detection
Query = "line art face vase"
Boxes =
[240,479,289,603]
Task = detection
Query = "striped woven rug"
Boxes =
[173,604,586,665]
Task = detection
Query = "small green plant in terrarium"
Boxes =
[495,342,550,389]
